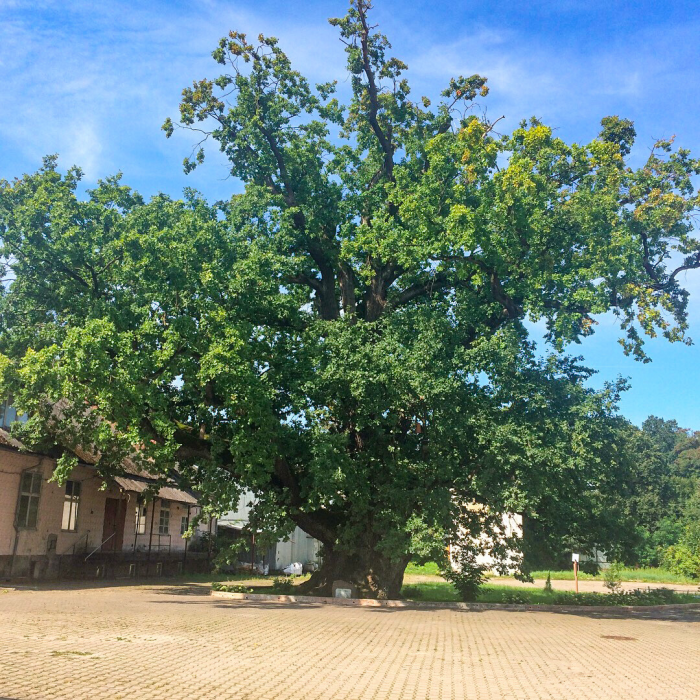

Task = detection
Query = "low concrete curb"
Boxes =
[210,589,700,613]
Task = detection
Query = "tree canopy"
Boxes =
[1,0,699,596]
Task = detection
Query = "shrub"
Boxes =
[663,543,700,580]
[401,585,421,599]
[442,547,487,602]
[501,591,529,605]
[553,587,685,607]
[271,576,296,594]
[603,561,624,594]
[544,573,552,593]
[211,582,253,594]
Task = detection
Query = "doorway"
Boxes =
[102,498,126,551]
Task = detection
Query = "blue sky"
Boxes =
[1,0,699,428]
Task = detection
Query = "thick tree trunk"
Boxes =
[297,546,411,600]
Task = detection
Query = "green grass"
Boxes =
[404,561,698,585]
[527,567,697,584]
[400,581,700,606]
[404,562,442,576]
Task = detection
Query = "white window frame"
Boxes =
[61,480,81,532]
[135,504,147,535]
[16,470,42,529]
[158,504,170,535]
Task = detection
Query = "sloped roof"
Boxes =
[0,427,200,506]
[0,428,26,451]
[112,476,199,505]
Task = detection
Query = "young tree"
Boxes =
[2,1,700,597]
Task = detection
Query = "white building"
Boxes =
[218,491,321,572]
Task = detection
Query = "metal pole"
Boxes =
[207,514,213,567]
[133,500,140,553]
[183,504,190,571]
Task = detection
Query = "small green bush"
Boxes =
[441,547,487,602]
[211,582,254,593]
[544,573,552,593]
[663,543,700,580]
[603,561,624,594]
[501,591,529,605]
[271,576,296,594]
[553,587,684,607]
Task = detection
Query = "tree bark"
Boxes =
[297,544,411,600]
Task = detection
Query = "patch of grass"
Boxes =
[527,567,697,584]
[402,582,461,602]
[173,571,273,584]
[401,581,700,607]
[404,562,442,577]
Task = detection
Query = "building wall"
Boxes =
[219,490,322,571]
[123,500,213,555]
[450,511,524,574]
[0,447,211,559]
[273,526,321,569]
[0,447,117,558]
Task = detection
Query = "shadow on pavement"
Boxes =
[148,596,700,622]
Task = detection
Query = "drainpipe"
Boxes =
[9,525,20,579]
[147,497,157,576]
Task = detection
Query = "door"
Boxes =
[102,498,127,551]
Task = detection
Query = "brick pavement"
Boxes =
[0,583,698,700]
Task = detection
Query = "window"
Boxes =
[16,470,42,529]
[180,516,189,536]
[61,480,81,531]
[135,504,147,535]
[0,399,28,430]
[158,504,170,535]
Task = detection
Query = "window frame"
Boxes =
[15,469,42,530]
[158,504,170,535]
[1,398,28,430]
[61,480,81,532]
[135,504,147,535]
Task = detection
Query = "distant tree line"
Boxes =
[523,415,700,578]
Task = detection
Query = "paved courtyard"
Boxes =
[1,582,699,700]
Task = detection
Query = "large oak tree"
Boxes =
[1,1,699,596]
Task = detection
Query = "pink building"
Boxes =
[0,423,215,581]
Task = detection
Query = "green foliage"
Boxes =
[211,582,254,594]
[553,587,684,607]
[441,547,487,602]
[500,591,529,604]
[1,1,700,593]
[662,490,700,579]
[663,544,700,579]
[272,576,296,594]
[404,561,441,577]
[401,582,697,606]
[527,567,693,583]
[603,562,624,594]
[544,572,552,593]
